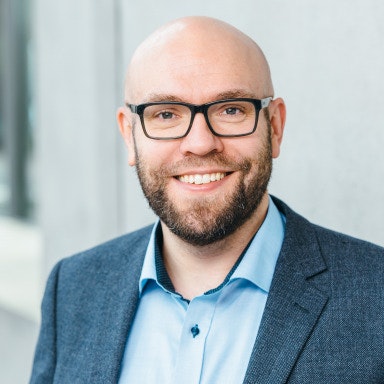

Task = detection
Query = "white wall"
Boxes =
[34,0,126,274]
[35,0,384,276]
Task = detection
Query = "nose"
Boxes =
[179,113,224,156]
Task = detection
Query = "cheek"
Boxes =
[231,140,265,165]
[135,137,180,168]
[238,136,272,175]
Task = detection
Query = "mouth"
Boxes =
[177,172,227,185]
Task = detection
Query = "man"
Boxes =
[30,16,384,383]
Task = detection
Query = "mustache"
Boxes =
[155,153,252,176]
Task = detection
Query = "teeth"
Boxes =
[178,172,226,184]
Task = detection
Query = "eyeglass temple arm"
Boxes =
[261,97,273,109]
[126,104,138,113]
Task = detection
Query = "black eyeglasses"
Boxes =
[127,97,272,140]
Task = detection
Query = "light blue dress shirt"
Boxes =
[119,197,285,384]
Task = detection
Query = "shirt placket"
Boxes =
[172,293,218,384]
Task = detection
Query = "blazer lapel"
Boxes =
[243,199,329,384]
[86,229,151,382]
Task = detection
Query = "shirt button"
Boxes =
[191,324,200,338]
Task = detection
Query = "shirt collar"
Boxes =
[231,196,285,292]
[139,223,159,294]
[139,196,285,295]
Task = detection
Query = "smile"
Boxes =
[178,172,226,185]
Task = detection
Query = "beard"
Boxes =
[134,125,273,246]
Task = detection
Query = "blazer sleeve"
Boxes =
[29,261,62,383]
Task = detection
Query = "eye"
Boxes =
[156,111,175,120]
[223,107,241,115]
[219,104,246,117]
[149,105,185,121]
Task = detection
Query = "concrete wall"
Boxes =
[35,0,384,272]
[34,0,127,275]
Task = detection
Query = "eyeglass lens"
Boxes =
[142,100,257,138]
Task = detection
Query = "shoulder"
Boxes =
[269,197,384,382]
[54,224,154,282]
[272,195,384,272]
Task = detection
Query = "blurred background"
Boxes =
[1,0,384,382]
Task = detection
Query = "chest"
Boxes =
[118,279,266,384]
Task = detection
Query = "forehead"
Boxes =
[127,29,270,103]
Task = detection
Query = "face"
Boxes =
[134,116,273,246]
[119,22,285,246]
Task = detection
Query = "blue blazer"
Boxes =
[30,197,384,383]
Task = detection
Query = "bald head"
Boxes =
[125,16,274,104]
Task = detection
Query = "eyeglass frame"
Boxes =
[126,97,273,140]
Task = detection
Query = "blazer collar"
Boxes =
[243,196,329,384]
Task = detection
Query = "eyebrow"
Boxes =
[142,89,258,104]
[143,94,184,103]
[215,89,257,100]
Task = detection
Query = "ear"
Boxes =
[117,106,136,166]
[268,97,286,159]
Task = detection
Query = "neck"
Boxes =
[161,193,269,300]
